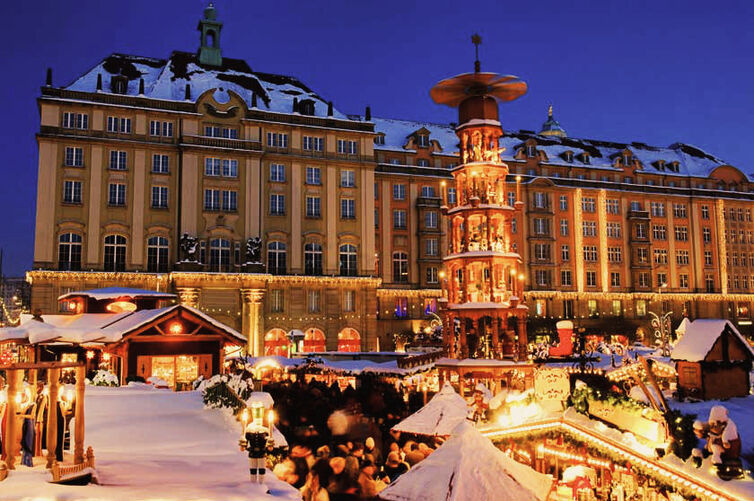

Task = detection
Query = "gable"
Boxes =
[705,328,754,362]
[111,305,244,346]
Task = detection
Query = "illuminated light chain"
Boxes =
[485,420,739,501]
[0,299,26,326]
[536,443,623,471]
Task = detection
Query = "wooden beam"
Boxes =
[46,368,60,469]
[0,361,85,370]
[74,365,86,464]
[4,369,22,469]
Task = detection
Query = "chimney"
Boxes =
[251,92,257,108]
[138,78,145,95]
[327,101,333,117]
[96,73,102,91]
[293,97,298,113]
[45,68,52,87]
[185,84,191,101]
[365,105,371,121]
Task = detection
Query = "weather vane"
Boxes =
[471,34,482,72]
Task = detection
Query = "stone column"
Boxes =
[176,287,200,307]
[242,289,266,357]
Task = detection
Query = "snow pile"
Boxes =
[0,386,300,500]
[90,370,119,387]
[381,421,553,501]
[391,382,469,437]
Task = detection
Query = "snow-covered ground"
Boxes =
[1,385,301,501]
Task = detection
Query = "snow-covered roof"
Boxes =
[371,117,459,153]
[63,52,351,120]
[0,304,245,345]
[380,420,553,501]
[58,287,176,301]
[671,319,754,362]
[371,116,738,180]
[392,382,469,436]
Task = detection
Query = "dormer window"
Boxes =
[622,154,632,166]
[581,153,591,165]
[417,134,429,148]
[526,145,537,158]
[669,161,680,173]
[110,75,128,95]
[374,134,385,145]
[564,151,573,163]
[299,99,315,116]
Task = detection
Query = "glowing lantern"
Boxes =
[102,352,111,362]
[168,322,183,335]
[106,300,137,313]
[86,350,95,360]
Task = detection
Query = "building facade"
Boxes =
[28,6,754,353]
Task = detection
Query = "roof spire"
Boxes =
[548,104,553,118]
[471,34,482,73]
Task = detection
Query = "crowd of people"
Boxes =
[273,434,439,501]
[260,376,439,500]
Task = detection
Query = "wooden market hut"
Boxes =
[671,319,754,400]
[0,288,246,390]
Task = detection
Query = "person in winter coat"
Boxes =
[357,458,386,499]
[382,451,409,483]
[301,458,333,501]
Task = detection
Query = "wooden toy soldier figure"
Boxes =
[691,405,743,480]
[240,423,270,485]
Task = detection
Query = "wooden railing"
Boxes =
[50,447,96,483]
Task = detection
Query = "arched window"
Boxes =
[206,30,216,48]
[58,233,82,271]
[339,244,357,276]
[147,236,169,273]
[264,328,289,357]
[268,241,287,275]
[209,238,231,272]
[337,328,360,352]
[392,251,408,283]
[304,242,323,275]
[303,328,326,353]
[104,235,127,271]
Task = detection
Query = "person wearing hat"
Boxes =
[383,451,409,483]
[364,436,382,466]
[357,457,386,499]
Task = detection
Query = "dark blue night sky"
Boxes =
[1,0,751,275]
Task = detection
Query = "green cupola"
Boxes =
[198,3,223,67]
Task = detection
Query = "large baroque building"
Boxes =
[29,6,754,355]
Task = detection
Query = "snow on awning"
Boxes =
[392,382,468,437]
[381,420,552,501]
[670,319,754,362]
[58,287,176,301]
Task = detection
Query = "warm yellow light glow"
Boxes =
[106,300,137,313]
[241,408,249,425]
[14,392,22,405]
[441,181,446,186]
[254,358,282,371]
[515,175,522,182]
[439,271,446,279]
[86,350,95,360]
[510,269,516,276]
[102,352,111,362]
[518,273,525,281]
[168,321,184,335]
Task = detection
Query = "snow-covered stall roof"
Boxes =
[671,319,754,362]
[380,421,553,501]
[64,52,351,120]
[0,304,245,345]
[392,382,469,437]
[58,287,176,301]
